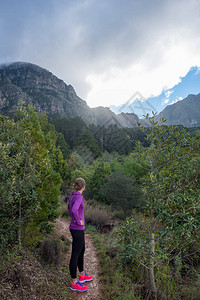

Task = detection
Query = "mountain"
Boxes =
[0,62,199,128]
[0,62,96,124]
[0,62,138,127]
[92,107,139,127]
[156,93,200,127]
[110,91,200,127]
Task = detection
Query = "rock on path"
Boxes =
[54,217,101,300]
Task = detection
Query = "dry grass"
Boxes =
[40,236,69,266]
[0,251,70,299]
[84,200,113,227]
[0,235,71,300]
[58,195,69,218]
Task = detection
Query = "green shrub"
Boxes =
[23,222,45,248]
[100,171,145,212]
[114,210,127,220]
[90,161,111,200]
[0,107,65,251]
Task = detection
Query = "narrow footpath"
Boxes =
[54,217,101,300]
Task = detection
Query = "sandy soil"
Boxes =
[54,217,101,300]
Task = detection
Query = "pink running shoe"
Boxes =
[79,273,94,283]
[70,281,88,292]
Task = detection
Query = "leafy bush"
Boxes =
[0,106,68,251]
[110,156,149,181]
[90,161,111,200]
[118,213,179,297]
[100,171,145,212]
[113,209,127,220]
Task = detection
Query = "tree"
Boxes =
[90,161,111,200]
[56,132,70,160]
[75,130,102,158]
[39,113,69,183]
[109,155,149,181]
[120,115,200,298]
[0,106,65,250]
[49,116,87,148]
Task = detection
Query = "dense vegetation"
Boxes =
[0,106,69,250]
[0,105,200,299]
[49,116,149,156]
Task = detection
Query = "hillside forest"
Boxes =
[0,104,200,299]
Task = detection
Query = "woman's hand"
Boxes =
[80,219,84,226]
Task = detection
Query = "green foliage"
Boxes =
[119,212,153,266]
[118,213,180,297]
[56,132,70,159]
[75,129,102,158]
[51,116,148,156]
[135,117,200,244]
[39,113,69,182]
[100,171,145,212]
[49,116,87,148]
[23,222,45,248]
[109,156,149,181]
[121,157,149,181]
[122,115,200,296]
[89,124,148,155]
[69,148,94,170]
[0,106,68,251]
[90,161,111,200]
[67,151,95,198]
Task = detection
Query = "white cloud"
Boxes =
[170,96,183,105]
[163,99,170,105]
[165,90,174,99]
[84,1,200,107]
[170,99,178,105]
[86,40,200,107]
[161,90,173,105]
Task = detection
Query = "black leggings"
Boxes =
[69,229,85,279]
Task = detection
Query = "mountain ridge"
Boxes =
[0,62,199,127]
[156,93,200,127]
[0,62,139,127]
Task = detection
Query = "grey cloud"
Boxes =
[1,0,200,99]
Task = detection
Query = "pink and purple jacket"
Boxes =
[68,191,85,230]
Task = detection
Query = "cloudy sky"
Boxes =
[1,0,200,111]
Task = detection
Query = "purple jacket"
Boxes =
[68,191,85,230]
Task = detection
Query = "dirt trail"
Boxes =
[54,217,101,300]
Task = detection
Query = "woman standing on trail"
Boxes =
[68,177,93,292]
